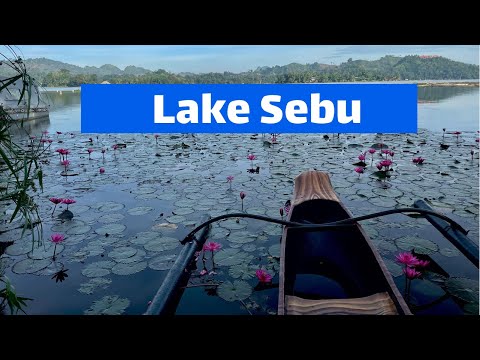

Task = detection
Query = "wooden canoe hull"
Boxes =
[278,171,411,315]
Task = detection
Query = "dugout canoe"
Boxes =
[278,170,412,315]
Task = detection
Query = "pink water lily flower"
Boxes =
[203,242,222,252]
[240,191,246,200]
[415,259,430,268]
[99,167,105,174]
[87,148,94,153]
[226,176,234,182]
[49,197,63,216]
[49,197,63,205]
[376,163,383,170]
[395,252,419,267]
[247,154,256,161]
[413,157,425,164]
[403,267,422,280]
[379,159,393,168]
[358,153,366,161]
[50,233,65,244]
[354,167,364,174]
[62,198,76,210]
[368,148,376,154]
[255,269,273,283]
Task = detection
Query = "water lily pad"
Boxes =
[229,263,255,280]
[95,201,125,212]
[81,261,113,278]
[12,258,52,274]
[165,215,187,224]
[28,244,64,260]
[368,197,397,208]
[95,223,126,235]
[144,237,179,252]
[112,261,147,275]
[148,254,177,270]
[372,187,404,198]
[215,248,253,266]
[228,231,256,244]
[175,199,197,208]
[445,277,479,303]
[127,206,154,216]
[263,224,283,236]
[383,259,403,277]
[98,213,125,223]
[0,257,14,276]
[5,241,34,256]
[78,278,112,295]
[116,249,146,264]
[108,247,138,260]
[411,279,446,299]
[84,295,130,315]
[217,280,252,302]
[219,219,248,230]
[171,208,194,216]
[440,247,461,257]
[67,225,92,235]
[51,219,86,233]
[375,240,397,253]
[129,231,159,245]
[131,187,156,195]
[242,244,257,252]
[395,235,438,255]
[268,243,281,258]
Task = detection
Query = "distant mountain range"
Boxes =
[0,55,478,86]
[0,57,152,78]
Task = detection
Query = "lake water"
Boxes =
[1,84,478,316]
[27,85,480,133]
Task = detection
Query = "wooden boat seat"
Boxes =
[285,292,398,315]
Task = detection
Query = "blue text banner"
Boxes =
[81,84,417,133]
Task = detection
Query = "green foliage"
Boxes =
[2,55,477,87]
[1,46,45,315]
[0,276,32,315]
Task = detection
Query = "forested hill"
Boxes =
[0,55,477,86]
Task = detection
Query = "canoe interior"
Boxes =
[283,198,407,314]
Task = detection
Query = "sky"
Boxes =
[14,45,480,74]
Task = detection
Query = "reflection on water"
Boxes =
[9,115,51,136]
[418,86,478,102]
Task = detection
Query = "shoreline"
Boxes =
[417,81,478,87]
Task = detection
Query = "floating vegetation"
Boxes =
[12,259,52,274]
[445,277,479,303]
[395,235,439,255]
[148,254,177,271]
[84,295,130,315]
[217,280,253,302]
[78,277,112,295]
[1,128,478,315]
[112,261,147,275]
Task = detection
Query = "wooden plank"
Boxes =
[285,292,398,315]
[291,170,340,206]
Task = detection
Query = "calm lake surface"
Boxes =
[22,85,480,134]
[1,84,478,316]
